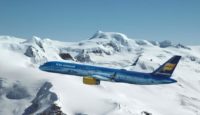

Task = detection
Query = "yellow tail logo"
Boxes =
[163,63,176,71]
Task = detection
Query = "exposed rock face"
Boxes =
[135,40,148,46]
[159,40,173,48]
[141,111,152,115]
[23,36,44,51]
[24,46,38,57]
[0,78,6,97]
[0,79,30,100]
[185,55,200,64]
[40,104,66,115]
[6,83,30,100]
[75,50,92,62]
[175,44,191,50]
[59,53,74,61]
[23,82,58,115]
[24,46,47,64]
[23,36,48,64]
[149,40,160,46]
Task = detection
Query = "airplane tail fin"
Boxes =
[152,55,181,77]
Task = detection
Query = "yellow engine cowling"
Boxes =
[83,77,100,85]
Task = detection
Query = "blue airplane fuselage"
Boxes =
[39,61,177,85]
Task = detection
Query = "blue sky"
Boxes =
[0,0,199,45]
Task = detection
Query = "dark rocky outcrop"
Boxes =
[24,45,47,64]
[59,53,74,61]
[175,44,191,50]
[141,111,152,115]
[0,78,6,96]
[24,46,38,57]
[40,104,66,115]
[23,82,59,115]
[75,50,92,62]
[159,40,172,48]
[6,83,30,100]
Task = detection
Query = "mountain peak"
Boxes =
[89,31,129,41]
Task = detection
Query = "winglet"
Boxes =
[152,55,181,77]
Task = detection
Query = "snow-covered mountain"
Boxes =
[0,31,200,115]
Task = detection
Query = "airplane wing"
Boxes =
[91,74,111,81]
[83,74,111,85]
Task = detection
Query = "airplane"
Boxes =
[39,55,181,85]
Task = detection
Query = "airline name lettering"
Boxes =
[56,63,75,68]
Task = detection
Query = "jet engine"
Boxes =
[83,77,100,85]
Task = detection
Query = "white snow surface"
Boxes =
[0,31,200,115]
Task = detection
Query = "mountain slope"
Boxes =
[0,32,200,115]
